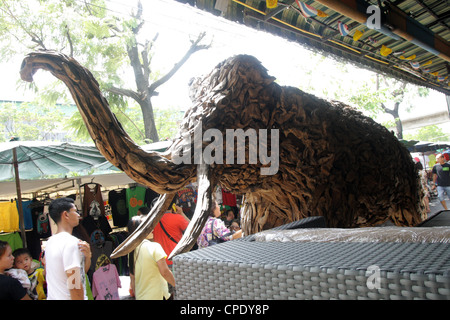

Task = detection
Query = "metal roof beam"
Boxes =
[312,0,450,62]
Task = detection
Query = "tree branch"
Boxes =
[141,33,159,82]
[1,0,46,49]
[381,102,395,116]
[115,108,146,141]
[106,86,142,102]
[65,25,74,57]
[148,32,210,93]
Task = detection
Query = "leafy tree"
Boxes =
[364,75,428,140]
[0,0,209,143]
[0,101,65,142]
[404,125,450,142]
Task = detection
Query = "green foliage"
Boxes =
[0,0,143,139]
[0,101,65,141]
[347,81,388,117]
[404,125,450,142]
[0,0,205,144]
[64,99,183,144]
[154,107,184,141]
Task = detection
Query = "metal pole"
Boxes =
[12,147,27,248]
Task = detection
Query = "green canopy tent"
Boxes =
[0,141,108,246]
[91,140,172,171]
[0,140,172,247]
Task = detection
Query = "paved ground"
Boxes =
[421,195,450,227]
[428,195,448,218]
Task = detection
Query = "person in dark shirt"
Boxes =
[432,153,450,210]
[0,240,31,300]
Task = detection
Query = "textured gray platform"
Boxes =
[172,241,450,300]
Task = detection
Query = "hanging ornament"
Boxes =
[296,1,328,18]
[317,10,328,17]
[438,76,448,82]
[337,21,349,36]
[409,61,420,69]
[353,29,364,41]
[430,71,439,76]
[422,68,430,73]
[399,54,416,60]
[266,0,277,9]
[421,60,432,66]
[380,45,392,56]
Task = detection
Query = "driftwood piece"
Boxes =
[20,51,426,258]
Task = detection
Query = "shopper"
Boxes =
[432,153,450,209]
[0,240,31,300]
[45,197,92,300]
[197,201,242,248]
[153,197,190,265]
[128,217,175,300]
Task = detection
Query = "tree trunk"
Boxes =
[395,116,403,140]
[139,97,159,143]
[382,102,403,139]
[127,43,160,143]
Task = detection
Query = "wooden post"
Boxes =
[12,147,27,248]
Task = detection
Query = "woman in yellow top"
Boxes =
[128,217,175,300]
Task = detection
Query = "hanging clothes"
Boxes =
[83,183,105,218]
[19,200,33,230]
[31,201,51,239]
[0,201,19,233]
[82,215,112,238]
[176,185,197,219]
[0,232,22,252]
[126,185,147,219]
[108,189,129,228]
[221,189,237,207]
[109,232,129,276]
[89,231,113,275]
[92,263,121,300]
[145,188,159,207]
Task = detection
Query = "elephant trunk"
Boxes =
[20,50,196,194]
[20,50,200,258]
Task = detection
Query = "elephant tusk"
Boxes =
[168,163,213,259]
[110,193,175,259]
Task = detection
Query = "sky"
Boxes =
[0,0,448,133]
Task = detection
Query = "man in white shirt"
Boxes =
[45,197,91,300]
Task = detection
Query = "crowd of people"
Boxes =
[0,194,243,300]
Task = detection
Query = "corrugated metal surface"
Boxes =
[176,0,450,95]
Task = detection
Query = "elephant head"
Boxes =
[20,51,426,260]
